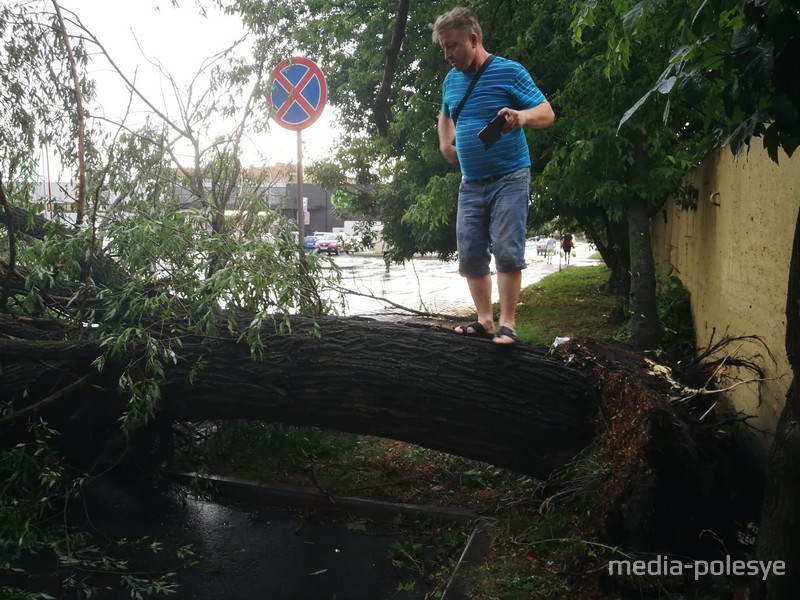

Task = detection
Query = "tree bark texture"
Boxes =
[0,313,598,479]
[627,196,661,350]
[160,317,600,479]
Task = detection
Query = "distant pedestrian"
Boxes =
[545,235,557,264]
[560,233,574,265]
[383,241,392,273]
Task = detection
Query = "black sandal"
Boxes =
[493,325,517,345]
[454,321,494,339]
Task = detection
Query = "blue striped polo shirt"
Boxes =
[441,56,546,181]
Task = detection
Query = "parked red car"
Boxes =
[315,233,341,255]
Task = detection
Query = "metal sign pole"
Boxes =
[296,129,304,244]
[267,56,326,247]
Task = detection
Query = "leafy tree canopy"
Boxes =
[615,0,800,163]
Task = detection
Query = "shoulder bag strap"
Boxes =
[451,54,495,126]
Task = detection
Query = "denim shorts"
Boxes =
[456,167,530,277]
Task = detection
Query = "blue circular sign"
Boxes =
[268,57,327,131]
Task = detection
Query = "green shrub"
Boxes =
[656,266,696,359]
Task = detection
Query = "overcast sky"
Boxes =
[54,0,337,173]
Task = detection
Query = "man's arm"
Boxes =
[437,112,459,166]
[499,100,555,132]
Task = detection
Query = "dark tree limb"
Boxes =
[0,338,101,359]
[372,0,410,137]
[0,314,65,339]
[0,372,97,426]
[0,205,52,241]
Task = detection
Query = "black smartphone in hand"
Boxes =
[478,114,507,150]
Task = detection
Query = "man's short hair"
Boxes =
[432,7,482,44]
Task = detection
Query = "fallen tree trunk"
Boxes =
[0,317,598,478]
[162,317,600,479]
[1,314,599,478]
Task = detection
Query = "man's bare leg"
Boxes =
[454,274,495,336]
[494,270,522,344]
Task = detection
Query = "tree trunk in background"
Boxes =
[580,209,630,299]
[372,0,410,137]
[605,214,632,298]
[755,206,800,600]
[627,196,661,350]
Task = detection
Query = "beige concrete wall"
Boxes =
[651,145,800,455]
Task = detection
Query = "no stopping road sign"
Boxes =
[267,57,327,131]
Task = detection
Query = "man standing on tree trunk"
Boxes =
[434,6,554,345]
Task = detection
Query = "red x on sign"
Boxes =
[267,57,327,131]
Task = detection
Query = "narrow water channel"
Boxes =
[121,492,429,599]
[30,472,473,600]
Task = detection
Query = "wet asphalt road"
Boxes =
[324,242,597,319]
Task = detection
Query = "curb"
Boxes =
[169,471,481,523]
